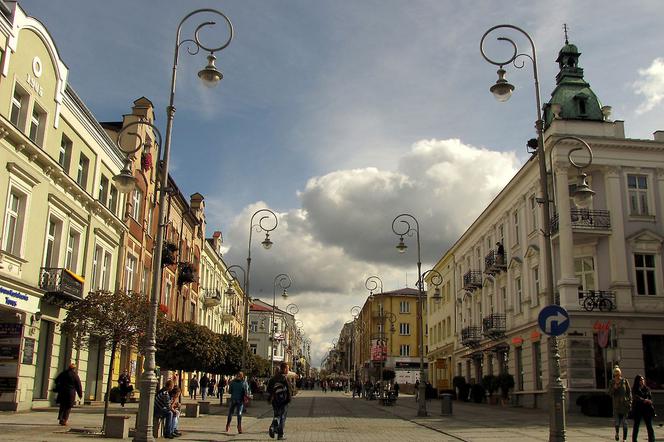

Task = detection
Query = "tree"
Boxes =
[212,333,251,375]
[248,354,271,378]
[61,290,153,433]
[156,320,225,373]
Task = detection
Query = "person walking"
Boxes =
[608,367,631,442]
[267,362,293,440]
[208,377,216,399]
[118,370,132,407]
[54,363,83,426]
[154,379,175,439]
[226,371,248,434]
[393,381,400,398]
[189,375,199,400]
[200,373,209,401]
[631,374,656,442]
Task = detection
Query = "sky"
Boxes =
[20,0,664,367]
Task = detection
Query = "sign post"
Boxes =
[538,305,570,337]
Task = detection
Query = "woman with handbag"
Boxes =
[608,367,631,441]
[632,374,656,442]
[226,371,248,434]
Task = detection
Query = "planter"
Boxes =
[162,242,178,267]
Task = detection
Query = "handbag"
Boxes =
[243,394,250,406]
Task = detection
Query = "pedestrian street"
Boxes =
[0,389,647,441]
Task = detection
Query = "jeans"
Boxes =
[201,389,207,400]
[614,413,628,440]
[226,399,244,427]
[271,403,288,437]
[155,410,174,437]
[632,414,655,442]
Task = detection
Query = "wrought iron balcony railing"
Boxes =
[203,288,222,307]
[461,326,483,348]
[462,271,483,291]
[578,290,616,312]
[39,267,84,307]
[551,209,611,234]
[482,313,506,339]
[484,249,507,275]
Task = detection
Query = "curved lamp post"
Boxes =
[245,209,279,355]
[421,269,444,304]
[124,9,232,441]
[222,264,246,335]
[480,24,585,441]
[391,213,427,416]
[271,273,292,373]
[365,275,384,299]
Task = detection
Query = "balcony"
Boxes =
[484,249,507,275]
[551,209,611,234]
[461,326,482,348]
[203,288,222,307]
[463,271,482,291]
[482,313,506,339]
[578,290,617,312]
[221,305,238,320]
[39,267,84,307]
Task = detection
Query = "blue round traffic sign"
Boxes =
[538,305,570,336]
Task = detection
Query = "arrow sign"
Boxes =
[538,305,570,336]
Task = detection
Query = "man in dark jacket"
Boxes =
[267,363,293,440]
[54,363,83,426]
[200,373,209,400]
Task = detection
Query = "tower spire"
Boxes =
[563,23,570,44]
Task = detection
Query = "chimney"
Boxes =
[213,231,223,253]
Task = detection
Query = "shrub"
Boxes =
[497,373,515,399]
[471,383,486,403]
[481,374,499,396]
[459,382,471,402]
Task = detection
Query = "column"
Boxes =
[604,167,633,310]
[553,164,579,308]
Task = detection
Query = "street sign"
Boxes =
[537,305,570,336]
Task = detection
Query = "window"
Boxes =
[125,255,137,293]
[574,257,596,291]
[59,135,72,171]
[10,86,28,128]
[146,202,153,235]
[642,335,664,388]
[515,277,522,313]
[399,301,410,313]
[43,216,63,268]
[498,224,505,246]
[28,104,45,146]
[131,188,143,220]
[91,244,112,291]
[250,344,258,355]
[399,344,410,357]
[98,176,109,205]
[190,302,196,322]
[500,287,506,314]
[399,323,410,335]
[2,190,26,256]
[513,211,520,245]
[515,346,524,391]
[628,174,650,216]
[77,154,89,189]
[108,185,118,215]
[529,195,538,232]
[533,342,543,390]
[65,229,81,272]
[250,321,258,333]
[635,254,656,296]
[532,267,540,306]
[165,281,172,307]
[141,265,150,296]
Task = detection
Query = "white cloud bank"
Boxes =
[634,58,664,114]
[216,138,519,366]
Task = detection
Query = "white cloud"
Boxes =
[633,58,664,114]
[219,138,519,366]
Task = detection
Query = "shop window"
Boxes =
[642,335,664,389]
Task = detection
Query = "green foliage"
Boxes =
[156,320,225,373]
[248,354,271,378]
[481,374,499,395]
[497,373,515,399]
[452,375,466,390]
[61,290,153,350]
[212,333,251,375]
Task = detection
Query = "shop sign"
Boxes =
[511,336,523,346]
[0,286,39,314]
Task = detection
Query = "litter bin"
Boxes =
[441,393,453,415]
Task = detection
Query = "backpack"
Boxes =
[272,380,289,405]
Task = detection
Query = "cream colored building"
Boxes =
[0,3,127,410]
[436,40,664,410]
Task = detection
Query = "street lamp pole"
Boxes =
[245,209,278,365]
[271,273,292,373]
[480,24,565,441]
[391,213,427,417]
[130,9,232,442]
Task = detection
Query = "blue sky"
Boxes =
[21,0,664,365]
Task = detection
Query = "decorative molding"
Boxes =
[6,161,40,187]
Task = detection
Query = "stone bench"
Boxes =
[105,415,130,438]
[198,401,210,414]
[184,402,199,417]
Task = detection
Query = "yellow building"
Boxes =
[426,253,455,392]
[0,3,126,410]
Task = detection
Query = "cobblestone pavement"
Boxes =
[0,390,662,441]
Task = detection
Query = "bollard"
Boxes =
[441,393,453,415]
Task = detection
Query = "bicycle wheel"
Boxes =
[582,297,595,312]
[598,298,613,312]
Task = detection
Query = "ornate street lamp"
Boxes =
[479,24,593,442]
[271,273,292,373]
[126,9,232,442]
[391,213,427,416]
[244,209,279,357]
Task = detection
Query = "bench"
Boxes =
[105,415,130,438]
[184,402,200,417]
[198,401,210,414]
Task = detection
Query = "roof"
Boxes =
[375,287,420,297]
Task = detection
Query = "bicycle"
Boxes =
[581,290,614,312]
